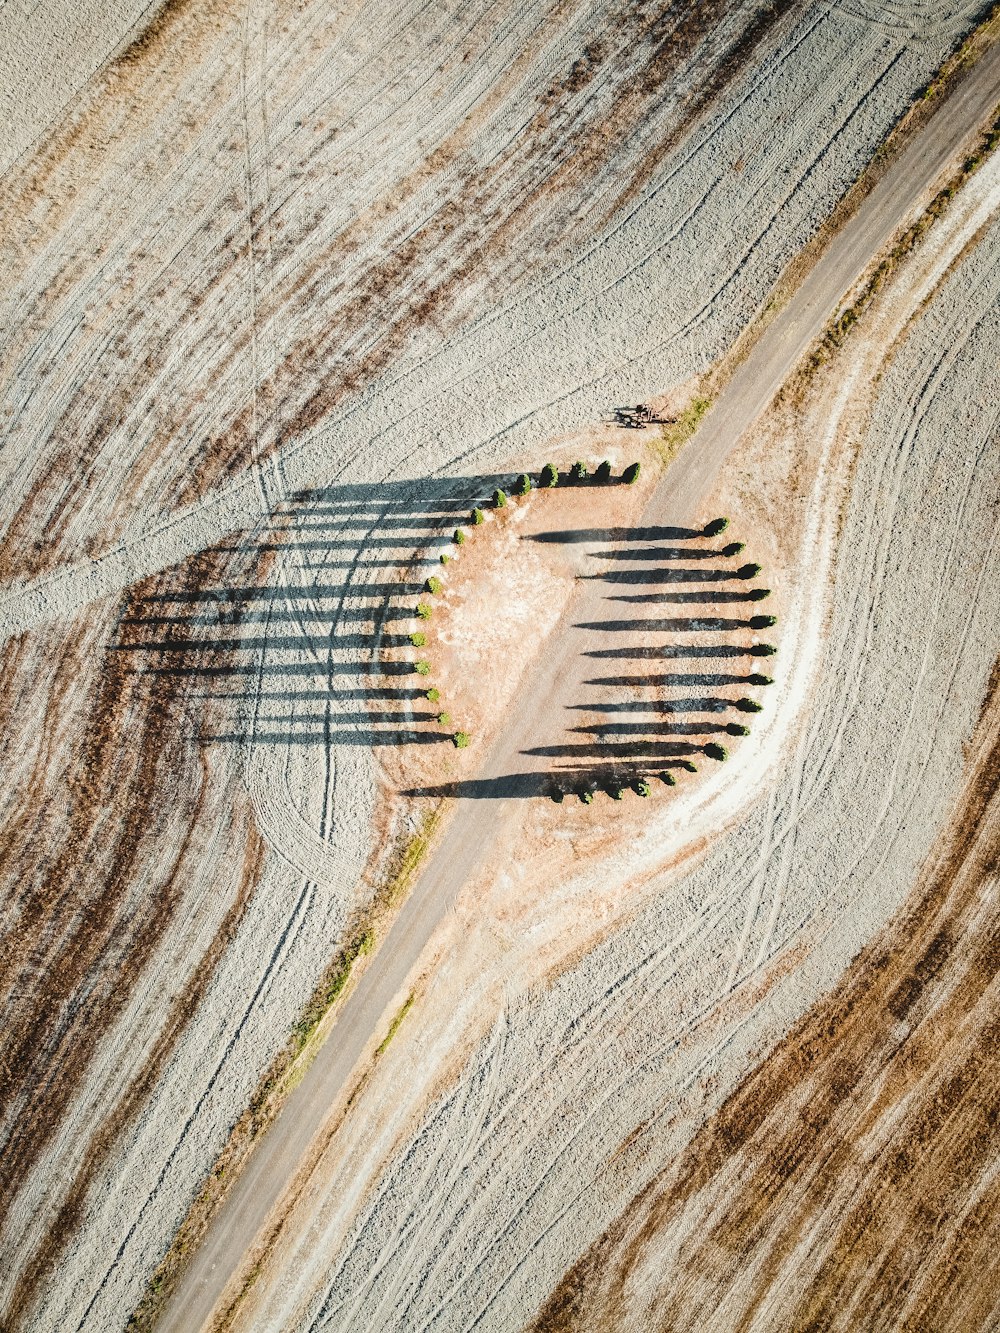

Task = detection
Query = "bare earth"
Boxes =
[0,3,998,1332]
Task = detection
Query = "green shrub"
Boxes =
[493,488,507,508]
[425,575,442,594]
[749,614,777,629]
[410,630,426,647]
[636,779,651,797]
[660,771,676,786]
[414,660,431,676]
[425,687,440,702]
[453,731,471,748]
[541,463,559,488]
[581,789,595,804]
[416,602,432,619]
[703,517,729,536]
[515,473,532,496]
[726,722,751,736]
[622,461,641,485]
[705,742,728,761]
[440,552,450,565]
[737,562,762,580]
[595,460,612,483]
[453,528,466,545]
[437,712,451,726]
[736,697,762,713]
[748,673,773,686]
[748,587,771,601]
[472,507,485,525]
[721,541,745,557]
[680,759,698,772]
[751,643,777,657]
[571,460,588,481]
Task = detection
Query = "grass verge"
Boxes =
[655,395,713,465]
[376,993,415,1057]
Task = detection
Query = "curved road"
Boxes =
[159,42,1000,1333]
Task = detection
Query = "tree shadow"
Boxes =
[114,474,772,794]
[113,474,508,750]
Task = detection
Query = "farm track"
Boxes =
[0,3,996,1331]
[158,38,1000,1333]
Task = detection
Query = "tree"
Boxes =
[416,602,432,619]
[571,460,589,481]
[748,587,771,601]
[472,507,485,525]
[751,643,777,657]
[705,742,728,761]
[737,562,762,579]
[595,460,612,483]
[703,517,729,536]
[660,771,676,786]
[726,722,751,736]
[425,575,442,594]
[515,473,532,496]
[437,712,452,726]
[453,528,466,545]
[541,463,559,487]
[679,759,698,772]
[493,488,507,508]
[636,779,651,797]
[580,789,595,804]
[610,781,624,800]
[415,660,431,676]
[736,697,762,712]
[748,673,773,686]
[440,552,451,565]
[425,687,440,702]
[410,630,426,647]
[622,461,641,484]
[721,541,745,557]
[454,731,471,748]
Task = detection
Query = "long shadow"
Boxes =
[591,547,725,561]
[570,721,732,737]
[528,525,702,543]
[115,473,513,751]
[577,616,762,633]
[610,590,769,604]
[589,567,747,584]
[523,741,704,759]
[571,673,761,692]
[584,644,755,660]
[116,474,771,783]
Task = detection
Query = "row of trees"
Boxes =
[410,575,469,748]
[572,523,779,808]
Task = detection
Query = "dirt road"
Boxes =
[159,42,1000,1333]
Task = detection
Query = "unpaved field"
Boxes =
[0,2,995,1331]
[228,140,1000,1332]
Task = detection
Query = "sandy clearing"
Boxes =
[1,4,997,1332]
[230,136,1000,1333]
